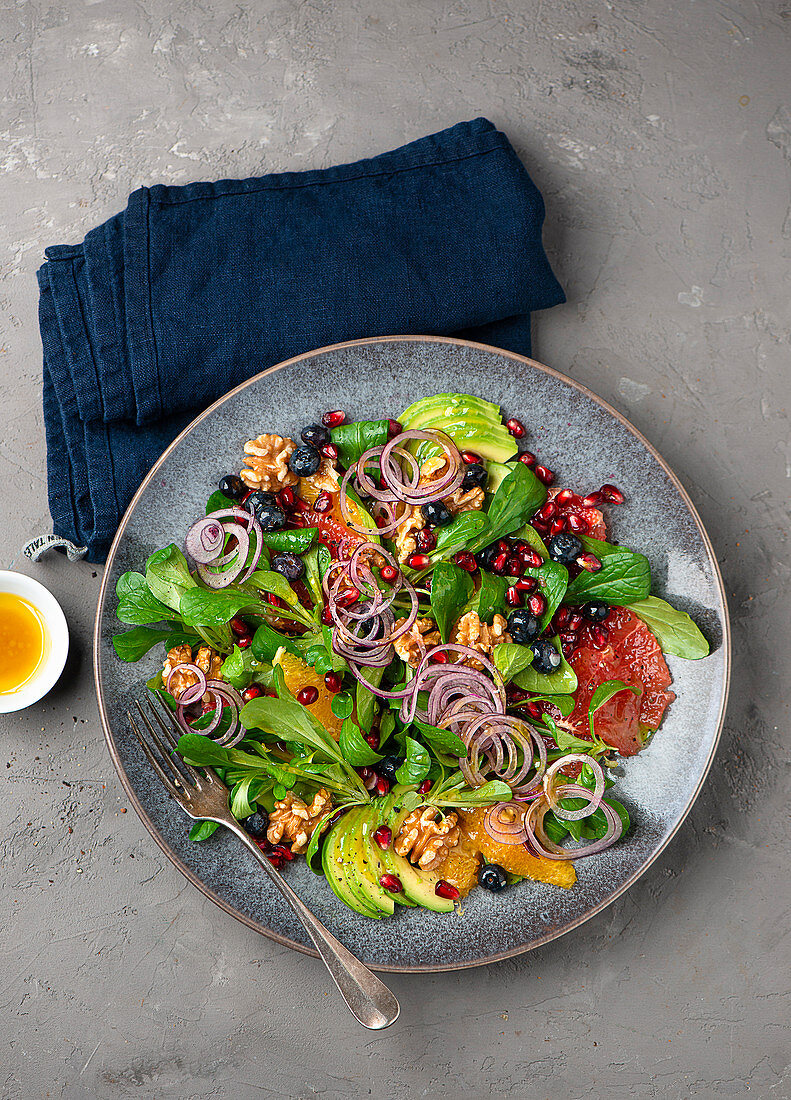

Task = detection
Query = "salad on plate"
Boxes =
[113,393,710,918]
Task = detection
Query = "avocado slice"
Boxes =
[367,796,418,907]
[349,805,395,916]
[378,803,455,913]
[400,392,500,425]
[322,813,378,918]
[400,393,517,465]
[486,460,514,493]
[337,808,385,918]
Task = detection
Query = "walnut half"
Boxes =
[394,806,461,871]
[266,789,333,854]
[450,611,511,669]
[162,645,223,701]
[393,617,441,668]
[240,433,298,493]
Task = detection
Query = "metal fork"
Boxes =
[127,695,400,1030]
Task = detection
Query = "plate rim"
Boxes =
[93,334,731,973]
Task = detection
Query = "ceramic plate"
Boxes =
[94,337,730,972]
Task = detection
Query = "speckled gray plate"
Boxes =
[94,336,730,972]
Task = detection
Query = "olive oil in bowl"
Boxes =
[0,592,48,695]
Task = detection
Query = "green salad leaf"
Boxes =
[115,572,174,625]
[339,718,383,765]
[112,625,199,662]
[588,678,641,740]
[330,419,390,468]
[145,544,197,612]
[492,642,534,682]
[395,736,431,785]
[468,462,547,552]
[565,537,651,604]
[513,638,577,694]
[430,561,474,642]
[412,720,467,757]
[625,596,710,659]
[474,571,509,624]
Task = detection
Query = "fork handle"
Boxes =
[224,819,400,1030]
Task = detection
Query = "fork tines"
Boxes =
[127,695,203,800]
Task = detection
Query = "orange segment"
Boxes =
[459,809,577,889]
[276,652,342,740]
[433,828,481,897]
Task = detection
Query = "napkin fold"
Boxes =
[38,117,564,562]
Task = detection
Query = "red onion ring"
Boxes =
[543,754,604,819]
[524,794,624,860]
[172,678,245,747]
[483,802,529,845]
[185,507,262,589]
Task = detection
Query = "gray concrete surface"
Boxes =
[1,1,789,1097]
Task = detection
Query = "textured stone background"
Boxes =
[1,1,789,1097]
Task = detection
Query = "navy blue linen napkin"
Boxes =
[38,118,564,562]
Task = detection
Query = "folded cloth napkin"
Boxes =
[38,117,564,562]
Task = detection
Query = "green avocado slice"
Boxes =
[337,808,383,918]
[350,805,395,916]
[321,814,377,917]
[380,803,455,913]
[400,392,500,424]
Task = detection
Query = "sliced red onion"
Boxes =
[173,678,245,747]
[166,662,207,703]
[483,802,529,845]
[543,754,604,819]
[525,795,623,860]
[185,507,262,589]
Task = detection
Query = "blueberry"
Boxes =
[507,608,541,645]
[421,501,453,528]
[271,552,305,581]
[244,491,285,530]
[378,755,403,784]
[582,599,609,622]
[475,542,501,571]
[478,863,508,892]
[301,424,330,448]
[461,463,487,491]
[244,810,269,839]
[530,639,562,674]
[288,444,322,477]
[218,474,246,501]
[546,533,583,565]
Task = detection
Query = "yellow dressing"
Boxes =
[0,593,47,694]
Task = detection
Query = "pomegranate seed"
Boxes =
[536,501,557,522]
[297,686,319,706]
[497,539,512,553]
[567,613,583,632]
[365,731,380,750]
[561,642,576,660]
[266,592,283,607]
[374,515,388,529]
[505,554,524,577]
[289,515,308,528]
[554,606,572,629]
[320,606,333,625]
[435,880,460,901]
[555,488,576,506]
[453,550,478,573]
[549,517,567,536]
[242,685,263,701]
[506,586,522,607]
[380,563,398,583]
[535,465,555,486]
[526,701,542,719]
[271,843,293,861]
[387,419,402,438]
[407,553,430,570]
[527,593,547,616]
[335,587,361,606]
[277,487,296,509]
[461,450,481,465]
[375,777,390,796]
[379,873,403,893]
[506,417,525,438]
[324,671,342,693]
[230,616,249,636]
[418,779,432,794]
[600,483,625,504]
[582,490,604,507]
[559,631,579,646]
[432,651,449,664]
[515,576,538,592]
[415,528,437,553]
[293,494,311,513]
[577,552,602,572]
[313,491,332,513]
[358,766,376,789]
[322,410,345,428]
[237,634,252,648]
[492,550,510,574]
[506,685,528,704]
[518,451,537,467]
[532,521,549,537]
[373,825,392,850]
[516,544,544,568]
[591,624,610,649]
[321,442,338,461]
[567,513,590,534]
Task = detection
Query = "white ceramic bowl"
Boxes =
[0,570,69,713]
